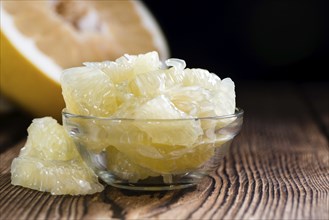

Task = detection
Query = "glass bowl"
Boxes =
[62,108,243,191]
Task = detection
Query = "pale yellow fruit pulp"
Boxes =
[61,52,236,182]
[11,117,103,195]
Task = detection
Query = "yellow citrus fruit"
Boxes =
[0,1,169,120]
[11,117,103,195]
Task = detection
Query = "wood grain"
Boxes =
[0,82,328,220]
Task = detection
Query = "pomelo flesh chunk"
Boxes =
[11,117,103,195]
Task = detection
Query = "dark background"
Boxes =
[143,0,329,82]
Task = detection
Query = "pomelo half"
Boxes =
[0,0,169,120]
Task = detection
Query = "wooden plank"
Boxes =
[0,82,328,219]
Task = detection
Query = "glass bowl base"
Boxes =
[108,182,196,191]
[97,171,205,191]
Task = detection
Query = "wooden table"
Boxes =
[1,82,328,219]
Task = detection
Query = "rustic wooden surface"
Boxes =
[0,82,328,220]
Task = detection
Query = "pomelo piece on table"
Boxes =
[11,117,103,195]
[0,0,169,120]
[11,157,103,195]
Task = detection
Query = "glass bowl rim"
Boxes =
[62,107,243,122]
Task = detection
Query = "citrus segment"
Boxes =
[183,68,221,90]
[11,157,103,195]
[129,70,167,97]
[61,67,117,117]
[86,51,162,84]
[133,95,203,146]
[212,77,236,116]
[128,66,187,98]
[113,142,217,174]
[11,117,103,195]
[167,86,216,117]
[20,117,77,161]
[71,118,152,154]
[106,146,158,183]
